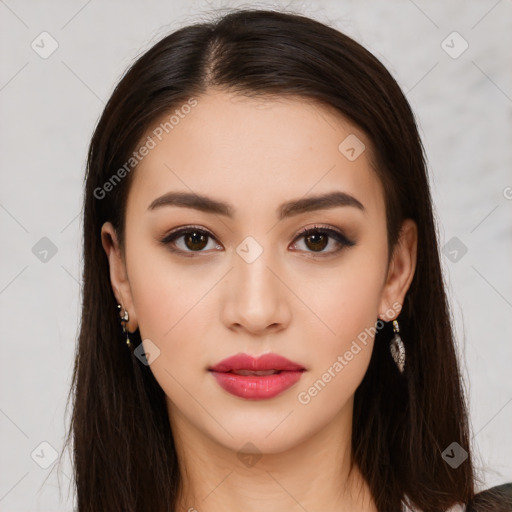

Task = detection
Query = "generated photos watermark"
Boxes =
[297,301,402,405]
[93,97,198,200]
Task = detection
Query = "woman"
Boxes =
[61,7,509,512]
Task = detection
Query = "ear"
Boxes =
[101,221,138,331]
[378,218,418,321]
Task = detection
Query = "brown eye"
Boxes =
[291,226,355,256]
[303,232,329,252]
[182,231,209,251]
[160,227,221,255]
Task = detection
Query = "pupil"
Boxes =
[306,233,327,252]
[185,231,208,251]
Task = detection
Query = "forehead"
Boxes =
[127,89,385,220]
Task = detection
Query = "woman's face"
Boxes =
[102,89,416,456]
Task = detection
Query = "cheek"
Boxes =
[301,250,386,348]
[126,231,214,341]
[125,243,219,402]
[292,247,386,403]
[293,267,382,415]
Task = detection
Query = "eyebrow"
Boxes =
[147,190,365,219]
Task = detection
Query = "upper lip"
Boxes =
[209,353,305,373]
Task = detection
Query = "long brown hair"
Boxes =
[59,7,479,511]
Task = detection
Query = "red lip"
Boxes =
[209,353,305,373]
[208,353,306,400]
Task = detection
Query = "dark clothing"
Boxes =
[466,483,512,511]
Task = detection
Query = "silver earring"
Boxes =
[390,319,405,373]
[117,304,132,348]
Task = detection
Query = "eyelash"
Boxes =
[160,224,355,258]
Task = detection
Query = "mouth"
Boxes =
[208,352,306,373]
[208,353,306,400]
[224,369,289,376]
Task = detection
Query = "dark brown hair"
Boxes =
[59,7,481,511]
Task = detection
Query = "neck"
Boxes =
[169,400,377,512]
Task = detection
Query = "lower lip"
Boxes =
[209,370,304,400]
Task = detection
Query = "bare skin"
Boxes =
[101,88,417,512]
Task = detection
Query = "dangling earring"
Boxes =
[117,303,132,348]
[390,319,405,373]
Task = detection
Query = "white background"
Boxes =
[0,0,511,510]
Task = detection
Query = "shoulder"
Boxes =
[466,482,512,512]
[402,483,512,512]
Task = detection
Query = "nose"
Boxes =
[220,245,292,336]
